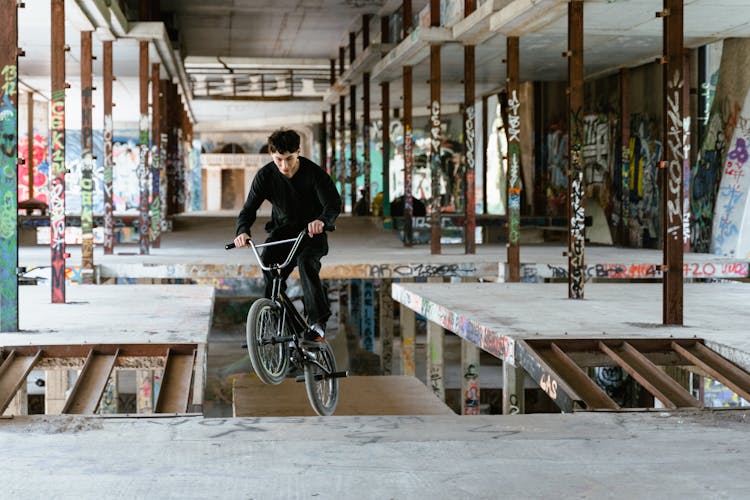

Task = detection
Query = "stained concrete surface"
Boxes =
[1,410,749,499]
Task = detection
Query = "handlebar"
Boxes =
[225,225,335,272]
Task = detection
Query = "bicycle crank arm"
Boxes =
[260,335,295,345]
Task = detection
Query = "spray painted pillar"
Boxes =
[103,40,115,255]
[506,37,522,282]
[0,0,19,330]
[50,0,67,304]
[381,15,393,229]
[402,0,414,246]
[428,0,442,255]
[660,0,685,324]
[567,0,585,299]
[151,63,162,248]
[362,14,372,215]
[463,0,477,255]
[349,31,358,212]
[138,41,150,255]
[80,31,95,284]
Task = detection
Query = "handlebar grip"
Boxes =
[324,224,336,232]
[225,239,251,250]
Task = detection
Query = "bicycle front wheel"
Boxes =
[246,298,288,385]
[303,343,339,416]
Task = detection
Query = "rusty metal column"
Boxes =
[80,31,94,284]
[339,48,346,213]
[506,37,522,282]
[428,0,441,255]
[402,0,414,246]
[349,31,357,213]
[660,0,685,325]
[362,14,372,215]
[329,59,336,178]
[403,67,414,246]
[151,63,162,248]
[138,41,150,255]
[158,80,168,234]
[0,0,19,330]
[50,0,67,304]
[103,40,114,255]
[619,68,630,247]
[464,0,477,254]
[567,0,585,299]
[166,82,178,217]
[381,16,392,229]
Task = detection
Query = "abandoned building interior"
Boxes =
[1,0,750,497]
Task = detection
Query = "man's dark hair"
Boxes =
[268,129,300,154]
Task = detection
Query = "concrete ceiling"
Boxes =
[13,0,750,132]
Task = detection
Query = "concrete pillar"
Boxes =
[206,169,222,210]
[136,370,154,413]
[45,369,68,415]
[461,340,480,415]
[503,361,525,415]
[379,279,394,375]
[399,299,416,376]
[427,320,444,401]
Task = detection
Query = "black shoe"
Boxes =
[301,323,326,347]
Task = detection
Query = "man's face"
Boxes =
[271,149,300,178]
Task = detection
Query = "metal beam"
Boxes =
[349,32,358,213]
[381,15,392,229]
[0,350,41,414]
[329,59,336,178]
[506,36,521,282]
[50,0,67,304]
[599,341,700,408]
[155,348,196,413]
[138,40,150,255]
[515,339,579,413]
[567,0,585,299]
[545,342,619,410]
[81,31,95,284]
[672,341,750,402]
[0,0,19,331]
[619,68,630,247]
[62,349,119,414]
[103,40,114,255]
[661,0,685,324]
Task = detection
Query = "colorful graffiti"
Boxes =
[507,91,522,246]
[1,63,18,330]
[103,115,114,253]
[17,133,49,203]
[49,89,66,303]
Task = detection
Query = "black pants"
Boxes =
[261,233,330,325]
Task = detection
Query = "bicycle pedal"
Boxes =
[331,370,349,379]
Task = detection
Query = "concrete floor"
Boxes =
[2,410,749,499]
[6,214,750,498]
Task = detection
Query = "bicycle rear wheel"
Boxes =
[303,343,339,416]
[246,298,288,385]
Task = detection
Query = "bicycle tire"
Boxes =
[303,342,339,416]
[246,298,288,385]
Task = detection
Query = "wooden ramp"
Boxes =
[233,375,455,417]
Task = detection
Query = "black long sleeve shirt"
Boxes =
[236,156,341,238]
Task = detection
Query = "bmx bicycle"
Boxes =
[225,227,347,416]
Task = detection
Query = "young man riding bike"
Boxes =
[233,129,341,346]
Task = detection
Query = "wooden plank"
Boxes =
[233,375,453,417]
[599,341,700,408]
[672,342,750,402]
[155,348,196,413]
[63,349,119,414]
[0,350,41,413]
[544,343,620,410]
